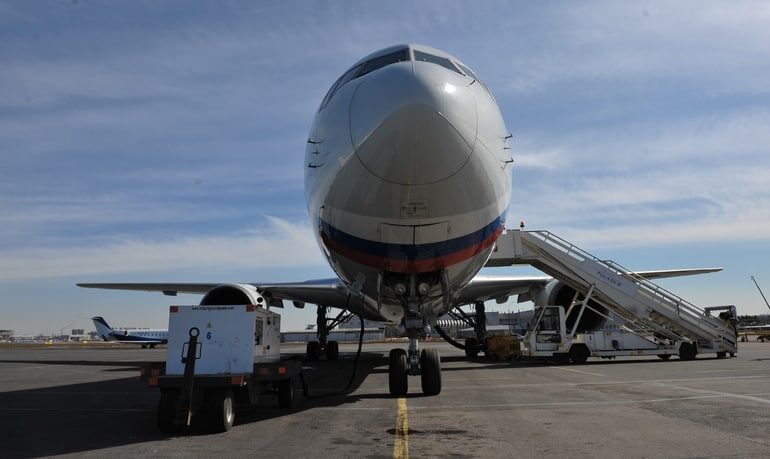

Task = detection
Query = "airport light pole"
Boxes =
[751,276,770,312]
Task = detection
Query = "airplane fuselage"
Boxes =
[305,45,512,324]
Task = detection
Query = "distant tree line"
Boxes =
[737,314,770,326]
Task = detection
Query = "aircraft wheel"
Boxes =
[420,348,442,396]
[678,342,697,361]
[277,378,294,408]
[326,340,339,361]
[716,351,726,359]
[157,389,180,434]
[306,341,320,361]
[657,354,672,360]
[141,344,147,349]
[388,349,408,396]
[464,338,478,359]
[207,389,235,433]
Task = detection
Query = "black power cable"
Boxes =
[299,314,365,399]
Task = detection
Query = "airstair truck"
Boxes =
[141,303,301,433]
[491,230,738,361]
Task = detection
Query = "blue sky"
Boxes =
[1,1,769,335]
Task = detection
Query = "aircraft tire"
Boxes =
[716,351,726,359]
[326,341,339,361]
[277,377,294,408]
[207,389,235,433]
[420,348,442,396]
[157,389,179,434]
[306,341,320,361]
[657,354,672,360]
[388,349,408,396]
[464,338,478,359]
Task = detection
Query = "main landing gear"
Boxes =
[443,302,487,359]
[305,305,349,361]
[388,317,442,396]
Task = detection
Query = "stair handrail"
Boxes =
[522,230,729,333]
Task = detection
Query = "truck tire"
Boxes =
[464,338,478,359]
[326,340,339,361]
[306,341,320,361]
[389,348,408,396]
[678,342,697,361]
[157,389,179,434]
[207,389,235,433]
[569,345,590,365]
[278,377,294,408]
[420,348,442,396]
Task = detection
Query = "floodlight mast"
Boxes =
[750,276,770,311]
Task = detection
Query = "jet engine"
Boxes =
[534,280,608,332]
[200,283,264,306]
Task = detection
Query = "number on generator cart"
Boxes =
[206,331,211,340]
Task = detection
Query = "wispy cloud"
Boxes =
[0,217,324,281]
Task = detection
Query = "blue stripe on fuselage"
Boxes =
[319,215,505,261]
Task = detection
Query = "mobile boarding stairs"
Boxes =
[488,230,738,359]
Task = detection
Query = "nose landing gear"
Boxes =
[388,318,442,396]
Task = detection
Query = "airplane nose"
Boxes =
[349,63,477,185]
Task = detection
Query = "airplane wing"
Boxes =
[77,278,353,309]
[631,268,722,279]
[454,267,722,305]
[456,275,552,304]
[78,267,721,313]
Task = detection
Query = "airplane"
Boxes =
[91,316,167,348]
[78,44,721,396]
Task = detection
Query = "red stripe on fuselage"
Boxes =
[321,225,503,273]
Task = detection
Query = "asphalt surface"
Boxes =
[3,341,770,458]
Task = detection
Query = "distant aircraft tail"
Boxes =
[91,316,115,341]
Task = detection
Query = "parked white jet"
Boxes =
[91,316,167,348]
[79,44,720,396]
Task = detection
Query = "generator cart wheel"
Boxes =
[278,377,294,408]
[569,345,590,365]
[420,348,442,396]
[157,389,180,434]
[678,342,697,361]
[464,338,479,359]
[657,354,672,360]
[207,389,235,433]
[306,341,320,361]
[389,348,408,396]
[326,340,339,361]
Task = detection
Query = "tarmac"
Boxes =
[3,341,770,458]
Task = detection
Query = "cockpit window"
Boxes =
[456,62,479,81]
[319,48,409,111]
[358,48,410,78]
[455,61,494,100]
[319,62,363,110]
[413,50,462,75]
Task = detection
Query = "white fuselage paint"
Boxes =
[305,45,512,324]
